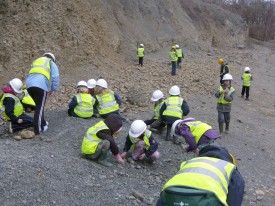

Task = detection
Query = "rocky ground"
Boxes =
[0,40,275,206]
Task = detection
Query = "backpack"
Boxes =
[161,186,223,206]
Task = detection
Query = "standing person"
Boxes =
[68,81,95,118]
[160,85,190,141]
[25,52,60,135]
[81,114,124,167]
[175,44,184,69]
[171,117,221,152]
[144,90,166,133]
[241,67,253,100]
[156,145,244,206]
[137,43,145,67]
[215,74,235,134]
[120,120,160,164]
[0,78,33,133]
[169,46,178,76]
[93,79,122,118]
[87,78,97,96]
[218,58,230,84]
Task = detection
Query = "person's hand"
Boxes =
[48,91,55,96]
[139,153,146,160]
[120,152,127,159]
[17,119,23,124]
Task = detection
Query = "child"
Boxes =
[0,78,33,133]
[120,120,160,164]
[241,67,253,100]
[144,90,166,133]
[20,84,35,112]
[81,114,124,167]
[68,81,95,118]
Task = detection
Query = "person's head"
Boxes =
[129,120,146,139]
[199,145,236,165]
[244,67,250,73]
[169,85,180,96]
[104,114,123,136]
[76,80,88,93]
[218,58,224,65]
[9,78,23,94]
[43,52,56,62]
[171,117,196,137]
[151,90,164,102]
[222,74,233,87]
[87,79,97,89]
[175,44,179,49]
[171,45,176,51]
[139,43,144,48]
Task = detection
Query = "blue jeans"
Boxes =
[171,62,177,75]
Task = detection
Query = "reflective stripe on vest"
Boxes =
[164,157,236,206]
[163,96,183,118]
[137,48,144,57]
[242,73,252,86]
[176,48,182,58]
[153,101,164,120]
[29,57,51,80]
[21,89,35,106]
[96,91,119,115]
[74,93,95,118]
[169,51,178,62]
[81,121,109,154]
[129,130,151,151]
[0,93,24,120]
[217,86,235,104]
[184,121,212,143]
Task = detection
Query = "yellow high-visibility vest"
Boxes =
[163,96,183,118]
[29,57,51,80]
[176,48,182,58]
[153,101,164,120]
[96,91,119,115]
[0,93,24,120]
[74,93,95,118]
[184,121,212,143]
[21,89,35,106]
[242,73,252,86]
[137,48,144,57]
[169,51,178,62]
[129,129,152,151]
[217,86,235,104]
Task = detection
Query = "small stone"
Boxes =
[132,191,144,202]
[14,135,22,141]
[255,190,265,196]
[20,130,35,139]
[256,196,264,201]
[136,165,141,169]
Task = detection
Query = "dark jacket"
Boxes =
[123,132,158,157]
[96,114,123,156]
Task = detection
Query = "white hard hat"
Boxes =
[140,43,144,47]
[77,80,88,88]
[171,119,184,138]
[169,85,180,95]
[96,79,108,88]
[9,78,23,93]
[244,67,250,72]
[151,90,164,101]
[222,74,233,81]
[43,52,56,62]
[175,44,179,48]
[182,117,196,123]
[129,120,147,138]
[87,79,97,89]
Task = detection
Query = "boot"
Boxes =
[165,126,171,141]
[172,135,180,145]
[219,122,224,134]
[97,151,113,167]
[225,123,230,134]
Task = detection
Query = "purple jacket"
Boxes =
[178,125,220,152]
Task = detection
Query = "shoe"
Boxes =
[42,121,49,133]
[241,95,244,98]
[97,151,113,167]
[245,98,249,101]
[8,122,13,134]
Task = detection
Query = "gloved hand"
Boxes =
[114,154,124,164]
[120,152,127,159]
[139,153,146,160]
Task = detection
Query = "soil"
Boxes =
[0,1,275,205]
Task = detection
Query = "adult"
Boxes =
[25,52,59,135]
[169,46,178,76]
[218,58,229,84]
[156,145,245,206]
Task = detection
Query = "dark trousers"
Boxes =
[171,61,177,75]
[241,86,250,98]
[27,87,47,135]
[11,114,33,133]
[138,57,143,66]
[177,57,182,68]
